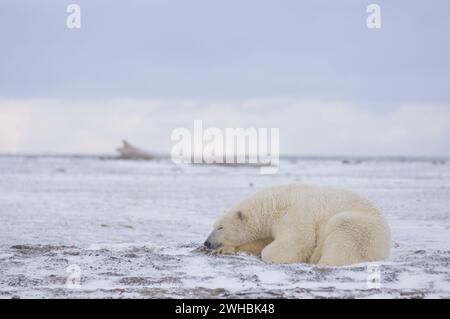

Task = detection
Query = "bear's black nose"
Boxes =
[204,241,212,249]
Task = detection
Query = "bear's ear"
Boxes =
[236,211,246,221]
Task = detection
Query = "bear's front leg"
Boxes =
[235,238,273,256]
[212,246,237,255]
[213,238,273,256]
[261,238,314,264]
[261,209,316,264]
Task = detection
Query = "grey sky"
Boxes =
[1,0,449,102]
[0,1,449,156]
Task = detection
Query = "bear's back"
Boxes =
[255,183,379,219]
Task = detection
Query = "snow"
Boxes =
[0,155,449,298]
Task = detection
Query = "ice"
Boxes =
[0,155,449,298]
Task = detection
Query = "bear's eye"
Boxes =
[217,225,224,230]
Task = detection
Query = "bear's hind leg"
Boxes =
[317,231,362,266]
[317,211,390,266]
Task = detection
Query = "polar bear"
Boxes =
[204,184,391,266]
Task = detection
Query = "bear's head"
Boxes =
[204,210,256,250]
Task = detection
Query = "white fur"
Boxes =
[207,184,391,266]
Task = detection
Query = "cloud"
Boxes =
[0,99,449,157]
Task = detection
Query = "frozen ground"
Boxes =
[0,155,449,299]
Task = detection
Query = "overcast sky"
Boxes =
[0,1,449,156]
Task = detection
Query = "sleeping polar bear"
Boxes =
[204,184,391,266]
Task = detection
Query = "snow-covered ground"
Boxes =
[0,155,449,299]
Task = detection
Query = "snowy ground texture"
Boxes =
[0,155,449,299]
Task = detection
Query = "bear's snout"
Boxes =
[204,239,221,250]
[204,240,213,249]
[204,231,222,250]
